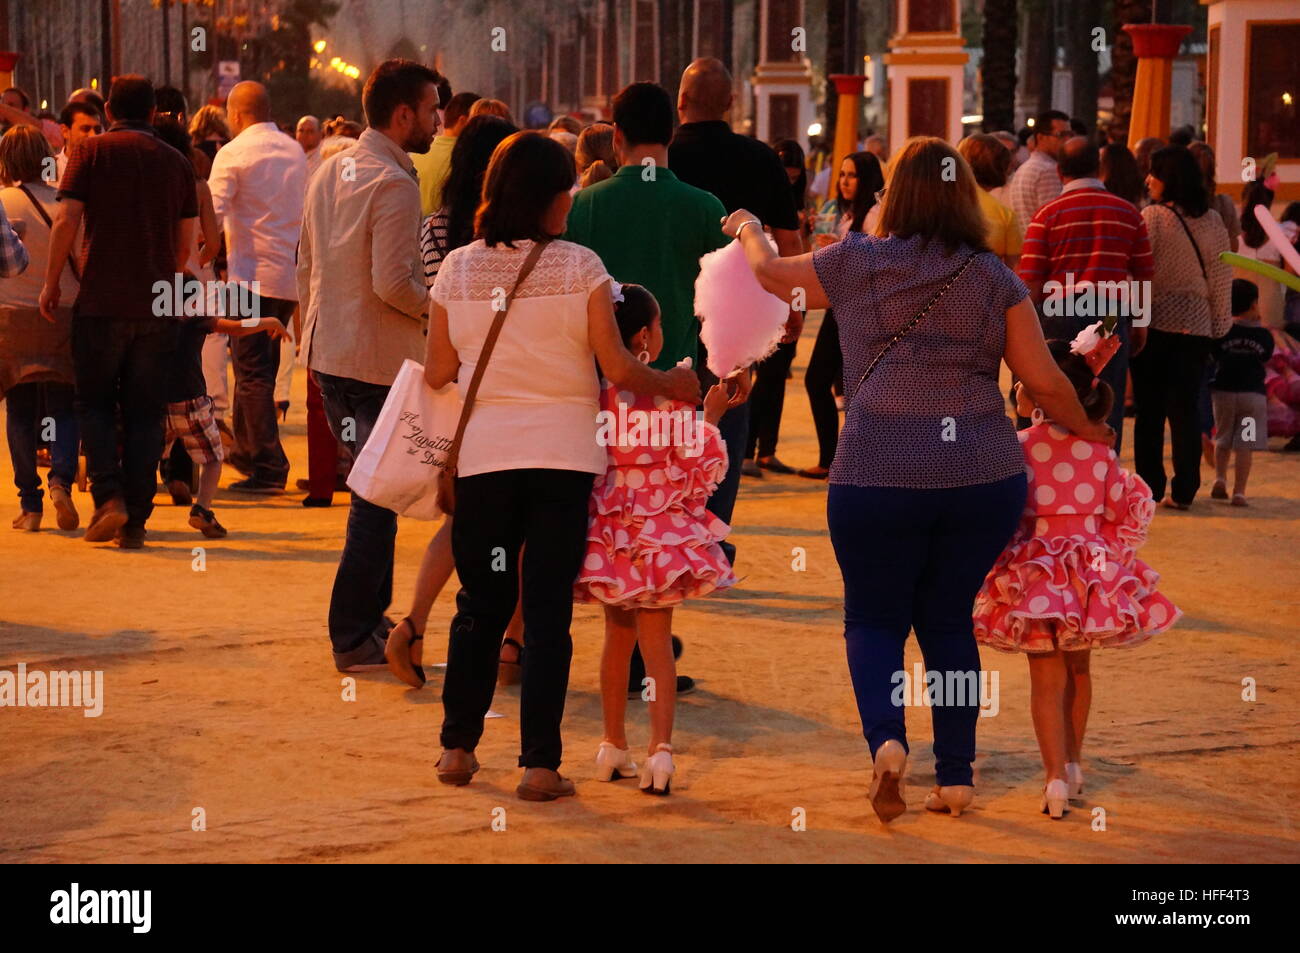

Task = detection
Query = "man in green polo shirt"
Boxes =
[565,82,731,697]
[564,82,729,373]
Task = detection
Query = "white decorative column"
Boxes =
[884,0,969,146]
[752,0,814,149]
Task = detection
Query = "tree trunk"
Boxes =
[981,0,1018,131]
[1020,0,1055,117]
[1067,0,1102,134]
[1110,0,1152,138]
[824,0,846,140]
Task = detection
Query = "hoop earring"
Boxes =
[1031,407,1045,425]
[637,350,650,364]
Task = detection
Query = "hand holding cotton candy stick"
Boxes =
[694,238,790,378]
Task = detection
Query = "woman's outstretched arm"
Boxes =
[722,209,830,312]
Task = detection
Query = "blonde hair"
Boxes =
[469,98,513,124]
[875,136,989,253]
[0,124,53,185]
[188,104,230,143]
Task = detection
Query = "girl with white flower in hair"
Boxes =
[972,323,1180,820]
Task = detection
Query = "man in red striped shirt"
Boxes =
[1017,137,1154,450]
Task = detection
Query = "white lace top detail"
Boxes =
[429,237,614,478]
[430,238,610,304]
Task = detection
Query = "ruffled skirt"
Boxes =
[973,517,1180,653]
[574,466,735,607]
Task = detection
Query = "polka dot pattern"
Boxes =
[972,422,1179,654]
[812,235,1029,488]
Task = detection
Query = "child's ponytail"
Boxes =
[1046,339,1114,424]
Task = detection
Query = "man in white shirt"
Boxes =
[298,60,437,672]
[209,81,307,492]
[295,115,322,179]
[1007,109,1070,239]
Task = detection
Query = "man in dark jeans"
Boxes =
[226,293,296,488]
[40,75,197,548]
[209,81,307,492]
[668,57,804,563]
[298,60,441,670]
[314,373,397,660]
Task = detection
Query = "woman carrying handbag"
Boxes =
[423,132,698,801]
[723,137,1111,824]
[0,126,82,533]
[1132,145,1233,510]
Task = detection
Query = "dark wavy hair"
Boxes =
[476,131,576,247]
[1100,143,1143,207]
[1046,339,1113,423]
[1240,180,1274,251]
[612,283,660,348]
[837,150,885,233]
[438,115,517,257]
[1149,145,1210,218]
[773,138,807,209]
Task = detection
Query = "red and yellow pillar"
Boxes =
[1121,24,1193,150]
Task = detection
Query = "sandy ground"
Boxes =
[2,313,1298,863]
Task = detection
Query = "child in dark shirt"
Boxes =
[167,312,287,536]
[1210,279,1274,506]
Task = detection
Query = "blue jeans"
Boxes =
[5,382,79,512]
[315,371,395,654]
[827,474,1026,786]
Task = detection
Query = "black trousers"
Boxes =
[230,294,294,485]
[72,315,177,528]
[440,467,595,770]
[805,310,842,470]
[1130,329,1213,505]
[746,339,796,460]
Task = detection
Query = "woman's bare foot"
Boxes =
[385,616,426,688]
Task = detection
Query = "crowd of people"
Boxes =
[1,55,1296,819]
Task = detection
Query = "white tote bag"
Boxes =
[346,359,461,520]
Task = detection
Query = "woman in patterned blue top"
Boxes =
[723,136,1113,824]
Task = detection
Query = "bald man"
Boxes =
[296,115,323,178]
[668,57,804,560]
[208,81,308,492]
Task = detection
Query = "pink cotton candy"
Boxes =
[694,238,790,377]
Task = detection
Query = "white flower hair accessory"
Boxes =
[1068,320,1121,376]
[610,281,625,304]
[1069,321,1105,357]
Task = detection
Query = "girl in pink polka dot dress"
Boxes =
[574,284,737,796]
[973,334,1180,819]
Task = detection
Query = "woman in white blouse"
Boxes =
[424,132,698,801]
[1132,145,1232,510]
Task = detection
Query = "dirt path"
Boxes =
[3,319,1297,862]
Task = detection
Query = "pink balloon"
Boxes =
[1252,204,1300,275]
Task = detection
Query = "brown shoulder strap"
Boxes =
[17,183,80,282]
[443,238,551,471]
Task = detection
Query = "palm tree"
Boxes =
[1067,0,1102,134]
[981,0,1018,131]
